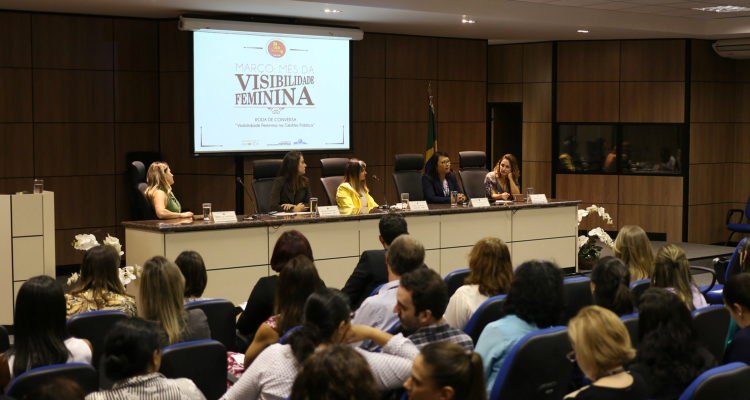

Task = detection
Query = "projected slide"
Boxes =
[193,31,350,154]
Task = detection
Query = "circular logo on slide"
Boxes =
[267,40,286,58]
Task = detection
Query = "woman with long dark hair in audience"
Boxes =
[290,345,380,400]
[221,288,419,400]
[270,151,311,213]
[139,256,210,347]
[404,341,486,400]
[336,158,378,208]
[66,245,136,318]
[651,245,706,311]
[723,273,750,365]
[475,260,565,394]
[0,276,93,392]
[86,318,206,400]
[564,306,647,399]
[613,226,653,283]
[484,154,520,200]
[445,237,513,330]
[422,151,466,204]
[590,257,635,317]
[237,230,319,337]
[724,239,750,352]
[244,255,322,367]
[175,250,211,303]
[144,161,193,219]
[629,288,716,400]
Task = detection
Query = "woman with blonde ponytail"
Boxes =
[652,245,707,311]
[404,341,486,400]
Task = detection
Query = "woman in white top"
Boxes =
[221,288,418,400]
[444,238,514,330]
[0,276,93,392]
[651,244,707,311]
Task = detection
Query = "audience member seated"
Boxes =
[651,245,707,311]
[342,214,409,310]
[270,151,311,213]
[66,244,137,318]
[140,256,210,348]
[28,378,86,400]
[444,237,513,329]
[336,158,378,208]
[404,341,486,400]
[237,230,318,337]
[475,260,565,394]
[244,255,322,367]
[86,318,206,400]
[352,235,426,350]
[175,250,212,304]
[484,154,521,200]
[564,306,648,400]
[0,276,93,392]
[630,288,716,400]
[422,151,466,204]
[396,269,474,351]
[724,239,750,352]
[723,273,750,365]
[590,257,635,317]
[221,288,419,400]
[145,161,193,219]
[290,345,380,400]
[613,226,653,283]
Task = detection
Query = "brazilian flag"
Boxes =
[424,103,437,173]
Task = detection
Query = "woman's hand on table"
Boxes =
[292,203,306,212]
[180,212,194,218]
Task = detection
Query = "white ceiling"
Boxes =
[2,0,750,43]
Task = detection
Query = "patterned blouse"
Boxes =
[264,315,279,333]
[484,172,520,199]
[85,372,206,400]
[66,289,137,319]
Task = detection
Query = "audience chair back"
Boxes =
[457,151,489,200]
[7,363,99,399]
[0,326,9,353]
[620,313,639,350]
[392,154,425,202]
[629,279,650,304]
[489,326,573,400]
[130,161,159,220]
[279,325,303,343]
[67,310,128,372]
[160,340,227,400]
[706,238,746,304]
[677,362,750,400]
[562,277,594,325]
[444,268,470,298]
[463,295,507,345]
[185,299,237,352]
[320,158,349,205]
[370,283,386,297]
[251,160,283,214]
[692,305,730,363]
[725,197,750,246]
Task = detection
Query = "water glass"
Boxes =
[310,197,318,216]
[401,193,409,208]
[526,187,534,203]
[202,203,211,221]
[33,179,43,194]
[450,191,459,207]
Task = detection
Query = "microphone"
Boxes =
[371,175,389,209]
[236,177,259,220]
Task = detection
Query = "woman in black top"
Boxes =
[269,152,311,212]
[723,273,750,365]
[421,151,466,204]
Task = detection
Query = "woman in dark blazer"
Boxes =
[422,151,467,204]
[269,151,312,212]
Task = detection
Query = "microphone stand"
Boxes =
[371,175,389,210]
[236,177,260,220]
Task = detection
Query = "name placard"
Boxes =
[317,206,341,217]
[470,198,491,207]
[530,194,548,204]
[408,201,429,211]
[212,211,238,223]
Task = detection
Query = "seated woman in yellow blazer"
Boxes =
[336,158,378,209]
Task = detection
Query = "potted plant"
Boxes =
[577,205,615,270]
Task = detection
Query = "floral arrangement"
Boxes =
[67,234,141,286]
[577,205,615,260]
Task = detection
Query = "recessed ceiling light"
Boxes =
[578,30,589,33]
[462,19,476,24]
[323,9,342,13]
[692,5,750,12]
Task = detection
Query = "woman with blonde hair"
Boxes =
[565,306,648,399]
[66,245,136,318]
[140,256,210,347]
[651,245,706,311]
[336,159,377,209]
[485,154,521,200]
[613,226,653,283]
[444,238,513,330]
[145,161,193,219]
[404,342,486,400]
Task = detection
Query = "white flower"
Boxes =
[577,209,589,223]
[586,205,599,213]
[66,272,79,286]
[119,266,136,286]
[103,234,124,257]
[72,234,99,251]
[578,235,590,249]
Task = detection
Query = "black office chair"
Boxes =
[488,326,573,400]
[0,325,9,353]
[705,238,746,304]
[320,158,349,205]
[725,196,750,246]
[126,152,161,221]
[444,268,470,297]
[129,161,159,220]
[562,277,594,325]
[7,363,99,399]
[629,278,651,304]
[251,160,283,214]
[620,313,639,350]
[392,154,425,202]
[463,295,507,345]
[185,299,237,352]
[678,362,750,400]
[160,340,227,400]
[692,305,731,363]
[458,151,489,200]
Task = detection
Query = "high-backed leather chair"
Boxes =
[392,154,425,202]
[458,151,489,200]
[252,160,283,214]
[320,158,349,205]
[126,152,161,220]
[129,161,158,220]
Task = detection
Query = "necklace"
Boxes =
[594,368,626,382]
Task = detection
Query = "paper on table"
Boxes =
[273,212,312,216]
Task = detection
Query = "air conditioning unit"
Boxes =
[713,39,750,59]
